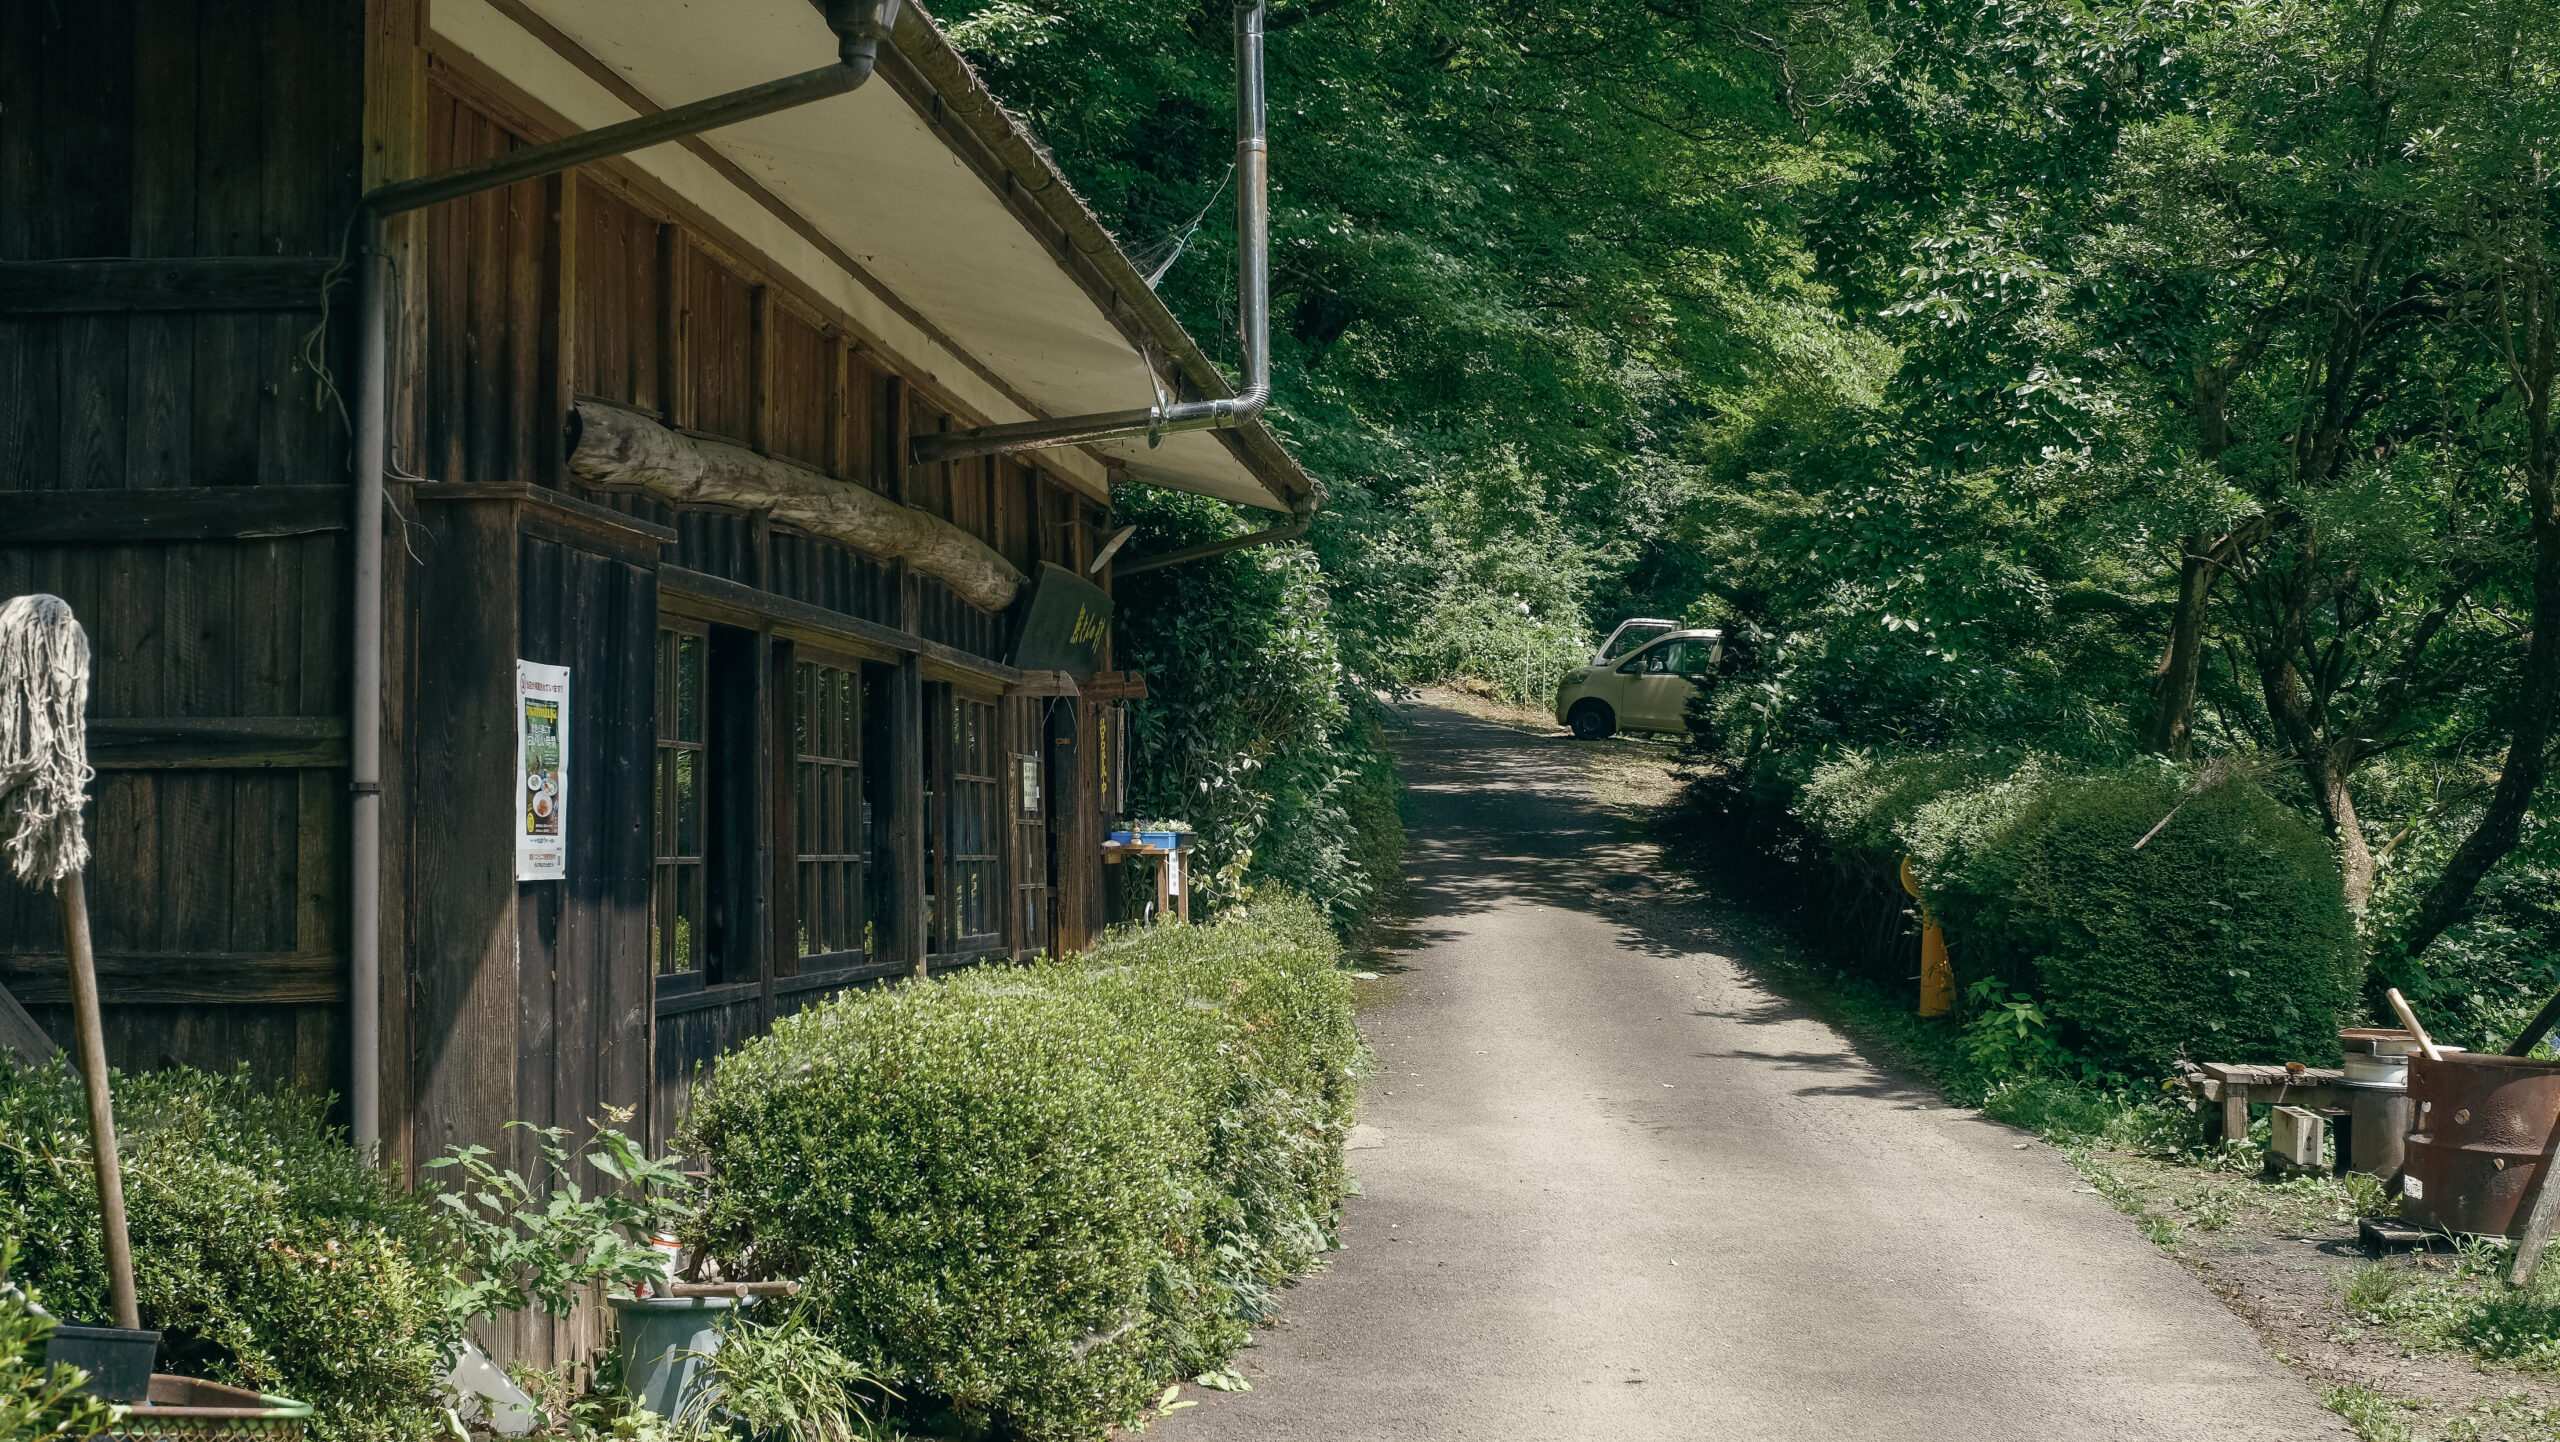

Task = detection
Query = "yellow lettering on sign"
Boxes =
[1069,605,1108,647]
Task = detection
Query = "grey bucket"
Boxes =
[608,1295,754,1419]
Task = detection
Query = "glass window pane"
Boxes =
[677,633,703,742]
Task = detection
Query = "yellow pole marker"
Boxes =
[1902,856,1955,1018]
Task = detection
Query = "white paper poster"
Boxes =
[515,661,571,881]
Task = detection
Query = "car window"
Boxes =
[1621,641,1678,675]
[1602,622,1675,660]
[1675,642,1716,678]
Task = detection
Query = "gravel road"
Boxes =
[1155,702,2349,1441]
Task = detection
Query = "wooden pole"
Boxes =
[2512,1161,2560,1288]
[2388,989,2445,1062]
[59,871,138,1330]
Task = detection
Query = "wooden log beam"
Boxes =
[567,401,1026,612]
[0,258,339,314]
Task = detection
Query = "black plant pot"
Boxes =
[45,1324,160,1402]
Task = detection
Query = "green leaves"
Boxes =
[424,1122,689,1330]
[0,1064,451,1441]
[0,1243,115,1442]
[680,897,1362,1442]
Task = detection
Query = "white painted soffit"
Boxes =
[437,0,1294,513]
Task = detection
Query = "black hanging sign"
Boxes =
[1009,563,1114,681]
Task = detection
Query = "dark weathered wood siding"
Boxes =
[0,0,364,1101]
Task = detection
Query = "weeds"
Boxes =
[2328,1385,2560,1442]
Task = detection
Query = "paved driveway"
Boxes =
[1156,703,2347,1441]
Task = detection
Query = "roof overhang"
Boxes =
[431,0,1316,515]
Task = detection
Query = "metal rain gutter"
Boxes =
[1115,519,1307,577]
[342,0,905,1152]
[908,0,1273,473]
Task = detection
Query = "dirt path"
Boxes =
[1154,701,2349,1441]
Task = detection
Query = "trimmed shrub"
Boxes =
[0,1065,449,1442]
[1911,766,2361,1074]
[682,894,1364,1442]
[1796,749,2009,867]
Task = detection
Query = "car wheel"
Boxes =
[1568,701,1615,740]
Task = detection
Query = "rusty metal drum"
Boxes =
[2403,1051,2560,1236]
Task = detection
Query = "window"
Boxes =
[793,658,866,962]
[941,692,1002,952]
[655,620,757,989]
[1620,638,1713,677]
[652,625,707,976]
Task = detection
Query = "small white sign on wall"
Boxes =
[515,661,571,881]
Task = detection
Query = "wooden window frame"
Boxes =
[652,620,710,989]
[788,647,870,971]
[935,686,1005,958]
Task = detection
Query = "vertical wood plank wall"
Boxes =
[0,0,365,1103]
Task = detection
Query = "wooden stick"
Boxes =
[664,1279,800,1300]
[60,872,138,1330]
[2513,1160,2560,1288]
[2507,988,2560,1057]
[2387,989,2444,1063]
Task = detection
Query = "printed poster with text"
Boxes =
[516,661,571,880]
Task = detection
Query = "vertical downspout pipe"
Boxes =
[345,0,901,1152]
[1232,0,1269,416]
[349,223,388,1151]
[906,0,1272,467]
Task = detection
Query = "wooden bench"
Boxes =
[2184,1063,2346,1141]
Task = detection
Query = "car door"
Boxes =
[1613,639,1695,731]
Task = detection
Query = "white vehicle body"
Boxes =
[1553,628,1723,738]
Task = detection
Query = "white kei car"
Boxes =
[1553,622,1723,739]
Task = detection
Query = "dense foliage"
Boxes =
[680,896,1364,1441]
[0,1065,448,1442]
[0,1245,114,1442]
[937,0,2560,1023]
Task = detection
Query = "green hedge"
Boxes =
[682,894,1365,1442]
[0,1065,448,1442]
[1801,753,2363,1075]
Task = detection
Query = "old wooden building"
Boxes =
[0,0,1313,1216]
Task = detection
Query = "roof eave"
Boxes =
[879,4,1320,516]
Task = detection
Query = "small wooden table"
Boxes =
[1101,838,1190,924]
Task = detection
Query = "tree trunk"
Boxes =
[2141,364,2255,758]
[2142,532,2219,759]
[2405,276,2560,954]
[2321,743,2378,913]
[2248,536,2377,911]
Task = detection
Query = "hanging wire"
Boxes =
[1133,163,1236,290]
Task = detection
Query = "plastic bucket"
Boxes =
[610,1294,753,1420]
[45,1325,159,1403]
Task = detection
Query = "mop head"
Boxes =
[0,594,92,887]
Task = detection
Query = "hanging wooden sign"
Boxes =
[1009,563,1114,680]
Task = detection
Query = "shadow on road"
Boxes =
[1375,701,1944,1110]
